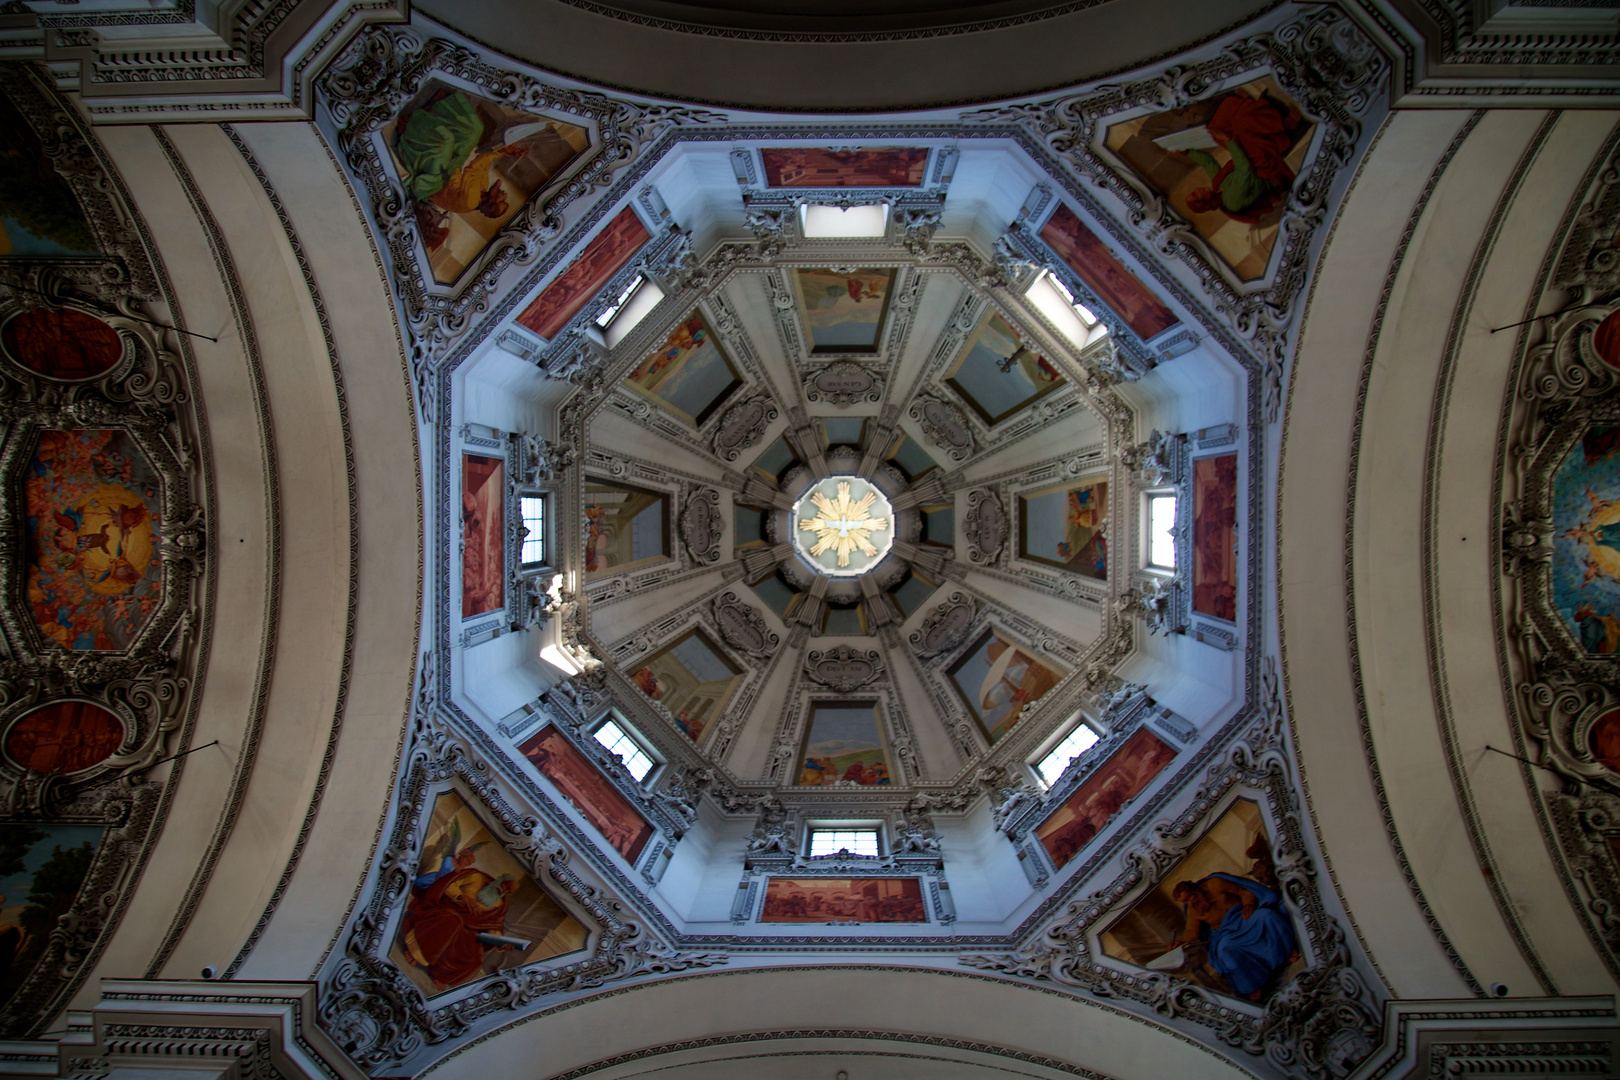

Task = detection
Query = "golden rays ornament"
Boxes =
[799,480,890,569]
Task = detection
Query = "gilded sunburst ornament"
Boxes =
[797,479,891,571]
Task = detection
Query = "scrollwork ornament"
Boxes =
[679,487,725,563]
[909,592,977,658]
[908,393,975,462]
[711,591,778,658]
[802,646,885,693]
[803,361,883,407]
[962,488,1006,565]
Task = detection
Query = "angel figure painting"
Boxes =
[947,628,1063,745]
[385,82,591,284]
[388,791,588,997]
[793,268,895,353]
[623,313,741,426]
[1100,799,1303,1003]
[1105,77,1314,280]
[1020,480,1108,579]
[1554,425,1620,655]
[946,310,1064,425]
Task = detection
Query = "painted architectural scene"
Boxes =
[1019,480,1108,578]
[2,308,122,381]
[517,726,655,863]
[583,480,668,576]
[1588,708,1620,775]
[760,878,927,922]
[516,207,650,339]
[946,628,1063,745]
[0,91,98,258]
[25,429,163,651]
[797,703,893,786]
[1100,799,1303,1003]
[1554,425,1620,655]
[0,823,102,1007]
[3,701,123,775]
[793,268,895,353]
[461,454,504,618]
[1038,205,1179,341]
[389,791,588,997]
[946,310,1063,425]
[1105,77,1314,280]
[629,630,741,742]
[761,147,928,187]
[384,81,591,284]
[624,312,741,425]
[1036,728,1177,870]
[1192,454,1238,622]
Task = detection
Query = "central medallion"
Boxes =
[793,476,894,577]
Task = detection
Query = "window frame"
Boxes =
[1030,718,1102,789]
[590,712,661,786]
[805,823,884,859]
[1144,489,1179,573]
[519,490,550,572]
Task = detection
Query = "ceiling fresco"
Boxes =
[280,3,1411,1072]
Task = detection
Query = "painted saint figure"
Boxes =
[1169,872,1298,1000]
[1179,93,1305,223]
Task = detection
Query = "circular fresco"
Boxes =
[2,307,123,381]
[1595,309,1620,370]
[1590,708,1620,775]
[5,700,123,774]
[793,476,894,577]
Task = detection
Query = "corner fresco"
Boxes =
[390,791,588,997]
[1100,800,1303,1003]
[25,430,162,651]
[1554,425,1620,655]
[384,81,591,285]
[0,824,103,1009]
[1105,77,1314,281]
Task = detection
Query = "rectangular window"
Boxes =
[1148,493,1177,570]
[809,828,880,858]
[1026,272,1104,349]
[521,495,546,567]
[593,718,655,782]
[1035,723,1101,787]
[800,203,889,238]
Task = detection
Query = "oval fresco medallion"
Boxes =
[26,429,163,651]
[5,700,123,774]
[1590,708,1620,775]
[1553,424,1620,655]
[2,307,123,381]
[1594,309,1620,371]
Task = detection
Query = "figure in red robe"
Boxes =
[400,865,516,990]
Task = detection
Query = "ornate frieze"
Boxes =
[803,360,884,407]
[803,646,886,693]
[908,393,975,462]
[679,487,725,564]
[962,488,1007,565]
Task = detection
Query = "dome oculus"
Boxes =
[793,476,893,576]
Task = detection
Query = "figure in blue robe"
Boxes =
[1172,872,1297,999]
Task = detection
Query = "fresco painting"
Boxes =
[1039,205,1179,340]
[1020,481,1108,579]
[2,308,122,380]
[761,147,928,187]
[0,92,98,258]
[1100,800,1303,1003]
[584,480,668,576]
[760,878,927,923]
[516,207,650,339]
[1594,310,1620,370]
[26,429,162,651]
[4,701,122,774]
[389,791,587,996]
[518,725,655,862]
[947,628,1063,745]
[1037,728,1176,870]
[946,310,1063,425]
[1193,455,1238,622]
[798,704,893,786]
[793,268,895,353]
[630,630,741,743]
[1105,78,1314,280]
[461,454,504,619]
[385,82,591,284]
[1589,708,1620,775]
[624,313,741,425]
[0,823,102,1007]
[1554,425,1620,655]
